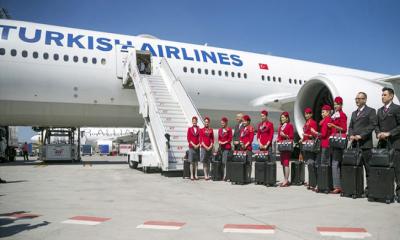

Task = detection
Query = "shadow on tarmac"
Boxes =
[0,211,50,238]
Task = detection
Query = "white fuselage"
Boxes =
[0,19,388,128]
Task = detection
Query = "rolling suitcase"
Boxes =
[211,161,223,181]
[317,164,332,193]
[367,166,395,204]
[254,151,268,184]
[341,165,364,199]
[229,161,248,184]
[291,161,305,185]
[307,162,317,189]
[183,160,190,179]
[265,161,277,186]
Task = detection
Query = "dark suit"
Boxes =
[233,122,244,150]
[375,102,400,197]
[348,105,377,183]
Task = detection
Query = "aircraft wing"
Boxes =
[250,93,297,112]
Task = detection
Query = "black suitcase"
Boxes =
[307,162,317,189]
[291,161,305,185]
[229,161,249,184]
[367,166,395,203]
[183,160,190,179]
[211,161,223,181]
[317,164,332,193]
[265,161,277,186]
[341,165,364,199]
[254,162,266,184]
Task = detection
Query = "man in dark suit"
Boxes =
[349,92,377,189]
[233,113,244,150]
[375,87,400,202]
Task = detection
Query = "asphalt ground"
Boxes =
[0,156,399,240]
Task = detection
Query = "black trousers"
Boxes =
[360,148,371,184]
[394,150,400,196]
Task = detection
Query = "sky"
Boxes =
[1,0,399,142]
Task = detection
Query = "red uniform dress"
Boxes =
[330,109,347,137]
[200,127,214,149]
[218,127,233,150]
[257,120,274,150]
[187,126,200,148]
[239,125,254,151]
[303,118,318,141]
[277,123,294,167]
[319,116,332,148]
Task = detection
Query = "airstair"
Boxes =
[122,49,203,172]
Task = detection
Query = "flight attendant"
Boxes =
[318,105,333,164]
[200,117,214,180]
[302,107,318,189]
[328,97,348,194]
[187,116,200,180]
[277,112,294,187]
[240,115,254,180]
[257,110,274,152]
[218,117,233,180]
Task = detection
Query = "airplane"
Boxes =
[0,19,399,137]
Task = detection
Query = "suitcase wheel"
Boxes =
[352,195,357,199]
[368,197,375,202]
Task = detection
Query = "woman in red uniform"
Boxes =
[187,116,200,180]
[200,117,214,180]
[239,115,254,180]
[218,117,233,180]
[277,112,294,187]
[328,97,348,194]
[301,107,318,189]
[257,110,274,152]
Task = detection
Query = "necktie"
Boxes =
[384,107,388,113]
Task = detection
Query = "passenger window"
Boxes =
[73,56,79,63]
[33,52,38,59]
[262,75,265,81]
[92,57,97,64]
[218,70,222,76]
[299,80,302,85]
[267,76,271,81]
[294,79,297,84]
[183,66,187,73]
[211,70,215,75]
[237,72,241,78]
[289,78,292,84]
[244,73,247,79]
[231,72,235,78]
[101,58,106,65]
[198,68,201,74]
[54,54,59,61]
[278,77,282,83]
[22,50,28,58]
[64,55,69,62]
[205,69,209,75]
[11,49,17,56]
[273,76,276,82]
[43,53,49,60]
[83,57,88,63]
[190,67,194,73]
[0,48,5,55]
[225,71,228,77]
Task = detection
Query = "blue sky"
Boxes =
[1,0,399,141]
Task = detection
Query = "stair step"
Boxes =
[162,121,188,127]
[154,97,176,102]
[161,115,186,121]
[166,126,187,132]
[170,145,187,152]
[159,110,184,116]
[156,102,180,107]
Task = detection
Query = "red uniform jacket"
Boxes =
[331,110,347,137]
[240,125,254,151]
[319,116,333,148]
[200,127,214,148]
[303,119,318,141]
[277,123,294,142]
[218,127,232,150]
[187,126,200,148]
[257,121,274,146]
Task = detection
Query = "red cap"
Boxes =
[221,117,228,123]
[261,110,268,116]
[334,96,343,104]
[281,111,289,117]
[243,115,251,122]
[304,107,313,114]
[192,116,198,121]
[321,105,332,111]
[204,116,210,122]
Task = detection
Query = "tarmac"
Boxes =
[0,155,399,240]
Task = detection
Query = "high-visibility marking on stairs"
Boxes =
[137,220,186,230]
[317,227,371,239]
[62,216,111,225]
[223,224,276,234]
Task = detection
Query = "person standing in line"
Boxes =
[257,110,274,152]
[240,115,254,181]
[301,107,318,189]
[22,142,29,161]
[327,97,348,194]
[277,112,294,187]
[233,113,244,150]
[348,92,377,194]
[218,117,233,181]
[187,116,200,180]
[200,117,214,180]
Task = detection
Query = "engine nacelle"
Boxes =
[294,74,395,136]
